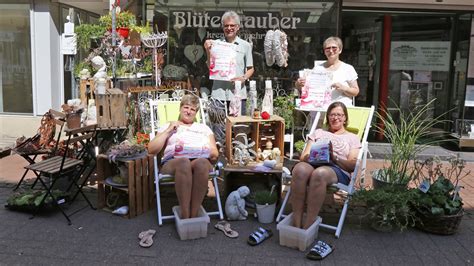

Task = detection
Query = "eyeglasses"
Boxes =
[224,24,238,29]
[329,113,345,118]
[324,46,339,51]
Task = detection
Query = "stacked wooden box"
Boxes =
[96,154,155,218]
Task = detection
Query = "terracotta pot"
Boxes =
[66,112,81,129]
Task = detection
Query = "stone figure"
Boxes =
[225,186,250,220]
[91,56,107,80]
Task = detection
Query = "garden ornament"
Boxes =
[225,186,250,220]
[91,56,107,80]
[184,44,204,65]
[232,133,257,166]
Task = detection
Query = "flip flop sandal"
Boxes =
[306,240,334,260]
[215,221,239,238]
[247,227,273,246]
[138,229,156,248]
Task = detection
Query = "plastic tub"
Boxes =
[277,212,322,251]
[172,206,210,240]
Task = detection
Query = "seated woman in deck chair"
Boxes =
[148,95,219,219]
[291,101,361,229]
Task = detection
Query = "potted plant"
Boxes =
[273,95,295,130]
[353,186,418,232]
[99,10,136,38]
[410,156,469,235]
[372,99,446,188]
[255,186,278,224]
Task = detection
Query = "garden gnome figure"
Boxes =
[225,186,250,220]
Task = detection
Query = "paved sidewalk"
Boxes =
[0,149,473,264]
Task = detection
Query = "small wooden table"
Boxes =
[223,164,283,204]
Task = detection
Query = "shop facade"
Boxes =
[0,0,473,147]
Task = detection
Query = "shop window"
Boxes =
[153,1,340,93]
[0,4,33,114]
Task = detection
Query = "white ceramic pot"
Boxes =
[256,203,276,224]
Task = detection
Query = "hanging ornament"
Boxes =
[184,44,204,65]
[173,24,184,40]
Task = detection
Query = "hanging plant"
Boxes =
[75,24,106,50]
[99,10,136,30]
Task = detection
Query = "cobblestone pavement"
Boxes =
[0,150,473,265]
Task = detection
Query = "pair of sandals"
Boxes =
[138,229,156,248]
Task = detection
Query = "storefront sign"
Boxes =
[173,11,302,30]
[390,41,450,72]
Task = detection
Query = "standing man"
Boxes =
[204,10,254,115]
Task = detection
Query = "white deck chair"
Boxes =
[276,105,375,238]
[149,98,224,225]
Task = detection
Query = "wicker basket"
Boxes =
[416,209,464,235]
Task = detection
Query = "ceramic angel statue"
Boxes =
[225,186,250,220]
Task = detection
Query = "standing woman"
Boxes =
[296,36,360,106]
[148,95,219,219]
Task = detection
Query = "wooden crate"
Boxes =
[95,88,128,128]
[96,154,155,218]
[225,115,285,167]
[79,78,112,104]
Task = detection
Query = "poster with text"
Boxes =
[299,69,333,110]
[209,40,237,81]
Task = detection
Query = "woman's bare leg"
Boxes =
[161,158,193,219]
[290,162,314,228]
[304,167,338,229]
[190,158,212,217]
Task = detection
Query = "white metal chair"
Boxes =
[149,98,224,225]
[276,105,375,238]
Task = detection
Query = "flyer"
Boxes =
[209,40,237,81]
[300,68,333,110]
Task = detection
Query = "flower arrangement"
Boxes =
[409,156,469,234]
[99,10,136,29]
[411,156,468,216]
[107,140,146,162]
[61,99,84,114]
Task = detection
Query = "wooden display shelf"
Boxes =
[225,115,285,167]
[96,154,155,218]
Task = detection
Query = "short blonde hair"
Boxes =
[180,94,200,111]
[323,36,343,50]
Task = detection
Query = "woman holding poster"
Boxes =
[204,10,254,115]
[296,36,359,107]
[148,95,219,219]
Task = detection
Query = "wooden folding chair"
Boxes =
[276,106,375,238]
[149,98,224,225]
[24,124,97,224]
[13,109,66,190]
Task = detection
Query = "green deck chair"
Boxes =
[149,99,224,225]
[276,105,375,238]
